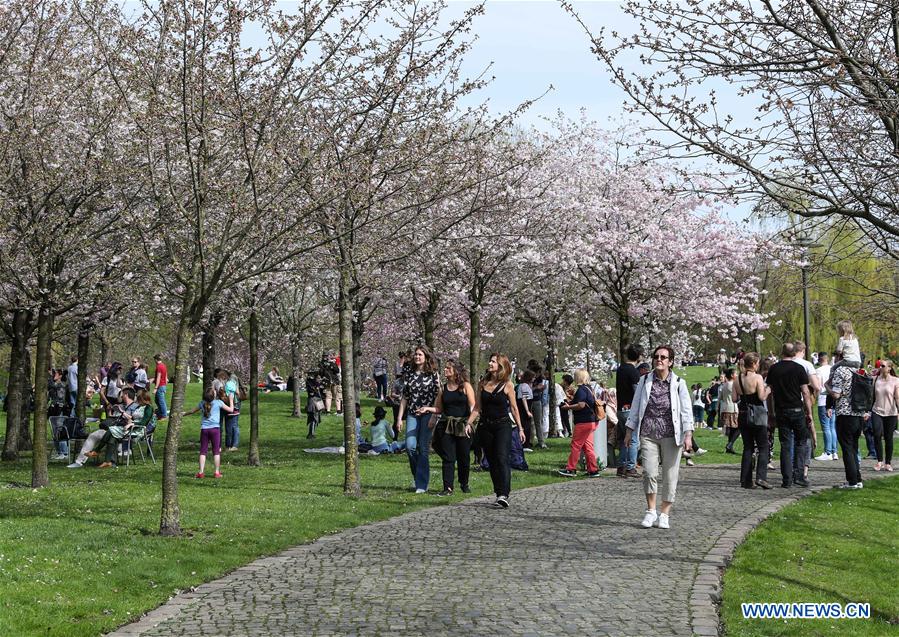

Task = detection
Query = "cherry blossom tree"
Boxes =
[568,0,899,252]
[0,0,125,485]
[303,0,526,497]
[106,0,367,534]
[547,120,775,360]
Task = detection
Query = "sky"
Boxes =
[442,1,632,127]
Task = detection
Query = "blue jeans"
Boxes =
[618,408,638,469]
[863,417,876,457]
[155,386,168,418]
[817,405,836,455]
[371,441,405,454]
[225,414,240,448]
[777,408,810,486]
[69,390,78,417]
[405,413,433,490]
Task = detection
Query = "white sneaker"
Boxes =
[657,513,670,529]
[414,488,426,494]
[695,448,708,455]
[831,453,839,460]
[641,509,658,528]
[814,452,832,461]
[66,462,83,469]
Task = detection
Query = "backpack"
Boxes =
[124,368,137,384]
[850,372,874,412]
[586,385,607,422]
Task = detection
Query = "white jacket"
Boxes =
[625,371,694,445]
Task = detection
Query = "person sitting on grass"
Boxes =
[366,406,406,454]
[264,366,286,393]
[184,388,235,479]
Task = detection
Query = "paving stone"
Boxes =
[107,462,894,637]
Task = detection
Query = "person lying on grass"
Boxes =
[183,389,235,479]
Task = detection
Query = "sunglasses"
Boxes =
[652,354,670,361]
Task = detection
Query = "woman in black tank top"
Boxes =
[432,359,476,496]
[466,353,524,508]
[734,352,772,489]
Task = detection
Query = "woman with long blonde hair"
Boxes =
[466,353,524,508]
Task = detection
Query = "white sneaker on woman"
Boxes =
[657,513,670,529]
[814,452,833,461]
[641,509,658,528]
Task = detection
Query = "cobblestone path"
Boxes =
[111,462,876,637]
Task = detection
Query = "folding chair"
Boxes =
[49,416,87,463]
[124,427,156,466]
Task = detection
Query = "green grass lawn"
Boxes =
[0,384,596,637]
[721,476,899,636]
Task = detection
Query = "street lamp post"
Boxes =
[796,233,818,353]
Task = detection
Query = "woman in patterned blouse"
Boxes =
[397,345,440,494]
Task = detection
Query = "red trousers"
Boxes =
[566,422,598,473]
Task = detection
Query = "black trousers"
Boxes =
[521,411,534,448]
[306,409,320,436]
[870,413,897,464]
[435,424,472,490]
[740,422,769,486]
[836,415,863,485]
[478,418,512,497]
[725,426,741,450]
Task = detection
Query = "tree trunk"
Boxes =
[618,310,631,363]
[546,339,559,438]
[201,317,218,395]
[3,309,32,461]
[159,314,194,537]
[468,308,481,380]
[31,306,54,488]
[247,309,261,466]
[339,268,361,497]
[76,324,90,423]
[351,322,363,397]
[291,340,303,417]
[18,346,33,451]
[98,332,109,367]
[420,290,439,351]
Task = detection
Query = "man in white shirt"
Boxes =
[793,342,820,478]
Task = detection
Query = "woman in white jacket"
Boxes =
[624,345,694,529]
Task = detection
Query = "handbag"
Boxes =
[309,396,325,413]
[747,403,767,427]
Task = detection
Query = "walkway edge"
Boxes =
[689,473,898,637]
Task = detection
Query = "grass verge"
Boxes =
[721,476,899,636]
